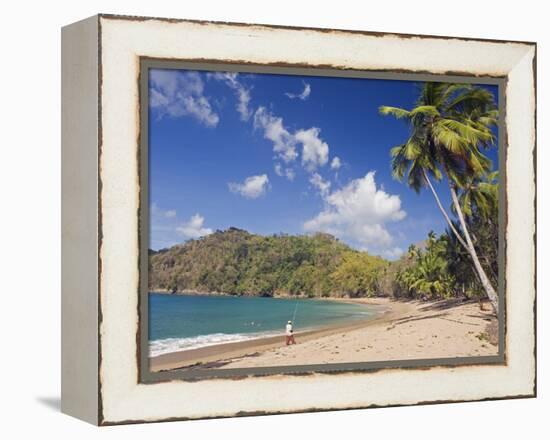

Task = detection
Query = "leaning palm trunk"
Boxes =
[423,169,498,313]
[422,170,468,250]
[449,185,499,313]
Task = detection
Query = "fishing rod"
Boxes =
[291,297,299,325]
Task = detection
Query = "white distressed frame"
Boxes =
[64,14,537,425]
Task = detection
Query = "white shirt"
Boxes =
[285,323,293,336]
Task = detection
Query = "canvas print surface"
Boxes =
[145,67,501,374]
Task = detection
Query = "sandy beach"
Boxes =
[149,297,498,372]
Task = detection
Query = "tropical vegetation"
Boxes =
[379,82,499,311]
[149,228,388,298]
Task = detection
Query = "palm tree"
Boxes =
[380,82,499,311]
[410,252,453,299]
[454,171,499,287]
[454,171,498,220]
[397,235,454,299]
[406,243,419,259]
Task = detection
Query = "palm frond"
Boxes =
[409,105,441,118]
[390,144,408,181]
[407,161,425,193]
[440,83,472,102]
[403,138,423,160]
[445,87,496,114]
[381,81,498,200]
[431,122,469,156]
[440,118,493,145]
[379,106,411,119]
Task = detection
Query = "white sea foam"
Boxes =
[149,332,279,357]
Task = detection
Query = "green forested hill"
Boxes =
[149,228,388,297]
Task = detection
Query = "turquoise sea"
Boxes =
[149,293,378,356]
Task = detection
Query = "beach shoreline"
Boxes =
[149,297,392,372]
[149,297,498,372]
[150,289,386,301]
[148,294,384,358]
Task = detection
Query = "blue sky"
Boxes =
[148,68,498,259]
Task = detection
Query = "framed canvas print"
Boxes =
[61,14,537,425]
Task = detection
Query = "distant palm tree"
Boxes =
[454,171,499,286]
[397,234,454,299]
[380,82,499,311]
[454,171,499,220]
[409,252,452,299]
[407,244,419,259]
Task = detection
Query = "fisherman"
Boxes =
[285,320,296,345]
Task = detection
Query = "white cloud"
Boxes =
[303,172,406,254]
[151,203,177,219]
[274,163,296,181]
[381,247,404,259]
[176,214,213,239]
[285,168,296,181]
[253,107,331,174]
[228,174,270,199]
[150,202,161,216]
[150,70,219,127]
[254,107,298,163]
[309,172,331,197]
[296,127,329,171]
[331,156,342,170]
[285,81,311,100]
[208,72,252,121]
